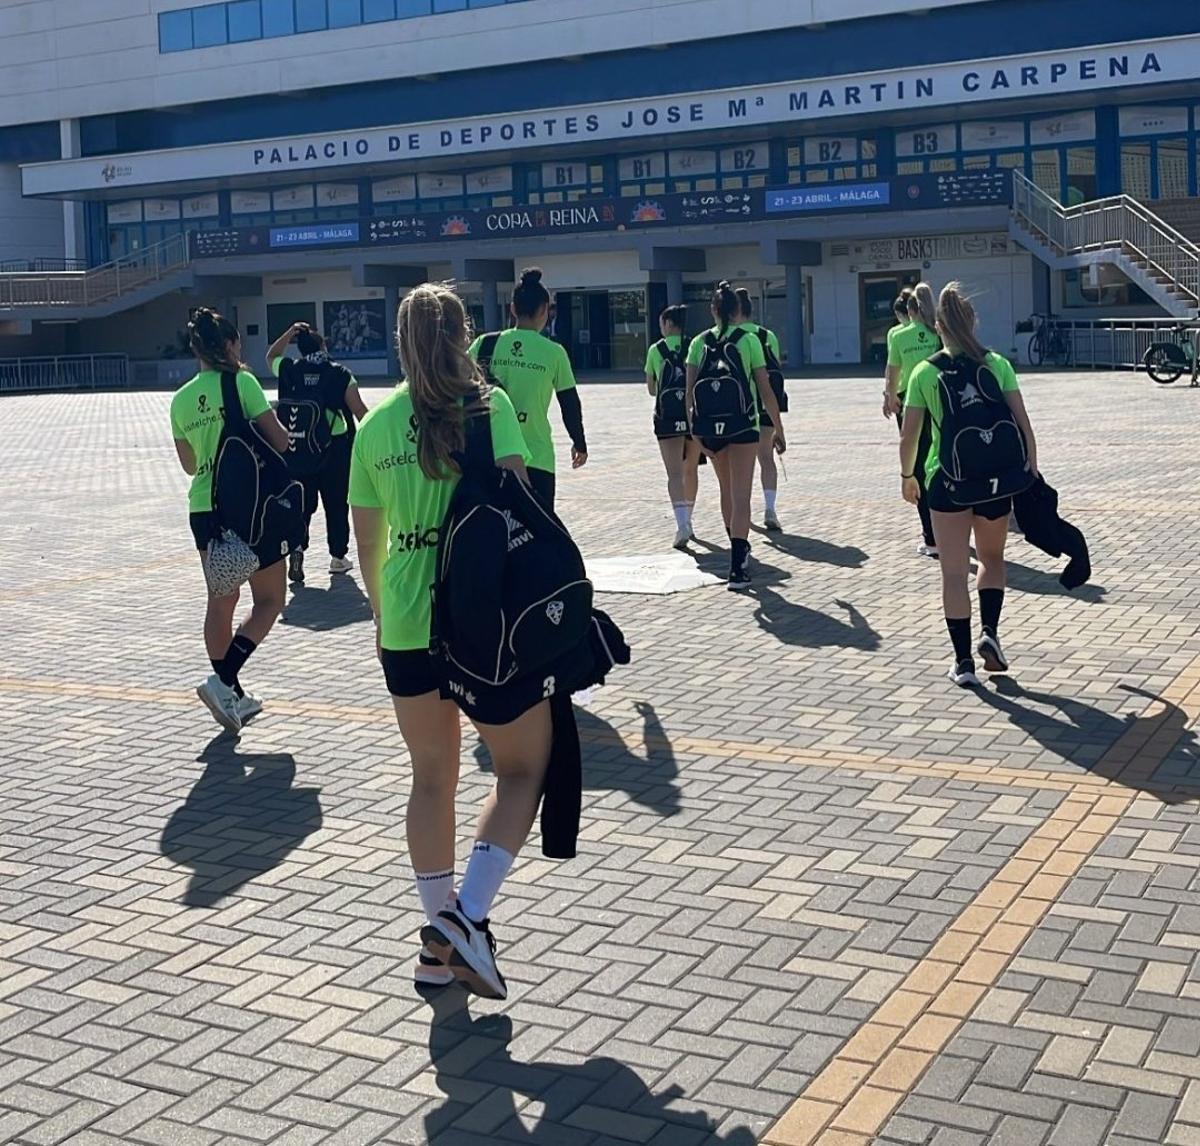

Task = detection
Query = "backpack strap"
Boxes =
[727,327,748,347]
[476,333,502,383]
[219,370,247,433]
[459,387,495,475]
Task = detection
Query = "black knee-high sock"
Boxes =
[211,659,244,699]
[979,588,1005,636]
[216,636,257,689]
[945,617,972,663]
[731,537,750,574]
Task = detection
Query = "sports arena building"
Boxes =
[2,0,1199,378]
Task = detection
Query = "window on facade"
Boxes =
[192,4,228,46]
[262,0,296,35]
[1065,147,1096,205]
[329,0,362,26]
[785,137,876,185]
[1031,150,1062,202]
[1157,138,1190,200]
[1121,143,1153,199]
[295,0,328,31]
[228,0,262,39]
[159,8,194,50]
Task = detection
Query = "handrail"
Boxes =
[1012,171,1200,306]
[0,354,130,393]
[0,233,190,310]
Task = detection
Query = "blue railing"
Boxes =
[159,0,530,52]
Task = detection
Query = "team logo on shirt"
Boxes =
[510,341,523,358]
[198,394,208,411]
[406,415,419,445]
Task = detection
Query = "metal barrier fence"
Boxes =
[0,355,130,393]
[1037,318,1195,370]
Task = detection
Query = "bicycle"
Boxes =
[1143,324,1200,386]
[1023,314,1073,368]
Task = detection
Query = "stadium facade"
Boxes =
[1,0,1199,375]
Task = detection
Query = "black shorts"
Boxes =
[528,468,556,509]
[926,474,1013,520]
[189,511,215,551]
[759,410,776,431]
[381,648,440,698]
[701,428,760,454]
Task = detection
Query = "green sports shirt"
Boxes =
[686,324,768,426]
[348,384,529,652]
[887,322,941,396]
[906,352,1020,486]
[644,334,686,388]
[170,369,271,513]
[469,329,577,474]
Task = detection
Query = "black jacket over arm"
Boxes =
[1012,476,1091,590]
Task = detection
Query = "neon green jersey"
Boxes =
[887,322,940,396]
[469,329,576,473]
[170,369,271,513]
[644,334,685,389]
[348,384,529,652]
[740,322,781,363]
[906,352,1020,486]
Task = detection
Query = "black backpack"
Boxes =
[756,327,788,414]
[211,371,306,566]
[277,360,336,477]
[474,333,503,388]
[932,352,1033,505]
[430,398,595,723]
[652,338,689,437]
[691,328,756,439]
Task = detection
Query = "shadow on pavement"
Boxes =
[423,991,756,1145]
[976,678,1199,803]
[750,585,882,651]
[1004,559,1107,604]
[753,528,869,569]
[281,575,373,632]
[474,701,682,817]
[161,736,324,907]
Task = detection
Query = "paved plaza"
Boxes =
[1,370,1200,1146]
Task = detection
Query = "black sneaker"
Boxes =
[727,568,752,592]
[420,901,507,1000]
[288,549,305,585]
[948,659,981,688]
[977,630,1009,673]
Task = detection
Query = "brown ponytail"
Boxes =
[396,283,489,481]
[188,307,243,373]
[936,282,988,363]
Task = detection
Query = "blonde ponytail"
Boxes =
[936,282,988,363]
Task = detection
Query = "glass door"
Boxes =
[860,272,918,365]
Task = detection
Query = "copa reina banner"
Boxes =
[20,34,1200,195]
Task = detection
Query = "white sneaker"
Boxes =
[421,901,507,1000]
[948,659,981,688]
[917,543,940,559]
[236,692,264,723]
[977,631,1009,674]
[413,944,455,989]
[764,509,782,532]
[329,556,354,574]
[196,675,242,734]
[672,526,691,550]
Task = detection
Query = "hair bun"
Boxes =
[718,280,732,291]
[519,267,543,286]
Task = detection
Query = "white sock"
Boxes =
[458,842,514,922]
[672,503,690,530]
[765,489,778,514]
[414,869,455,924]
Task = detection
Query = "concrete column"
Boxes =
[665,270,684,305]
[482,279,501,333]
[385,284,400,379]
[785,263,805,367]
[59,119,85,264]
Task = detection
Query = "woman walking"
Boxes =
[645,304,701,548]
[169,307,291,733]
[469,267,587,509]
[734,288,786,532]
[686,282,785,590]
[901,284,1039,686]
[351,282,547,999]
[886,283,941,557]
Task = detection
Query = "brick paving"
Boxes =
[0,371,1198,1145]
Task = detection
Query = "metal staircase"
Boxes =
[1010,171,1200,317]
[0,233,191,318]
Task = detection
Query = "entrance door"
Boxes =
[563,290,612,372]
[860,271,918,365]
